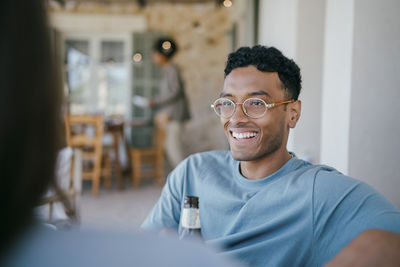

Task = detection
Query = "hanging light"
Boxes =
[223,0,232,8]
[162,41,172,51]
[132,52,143,63]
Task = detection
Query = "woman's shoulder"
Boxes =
[3,226,238,267]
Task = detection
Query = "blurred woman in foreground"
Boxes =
[0,1,236,266]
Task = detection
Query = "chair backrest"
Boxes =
[65,114,104,151]
[152,113,169,149]
[65,114,104,196]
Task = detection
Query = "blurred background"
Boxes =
[43,0,400,229]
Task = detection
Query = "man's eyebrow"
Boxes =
[220,92,232,97]
[219,91,271,98]
[248,91,271,97]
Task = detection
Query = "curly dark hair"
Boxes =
[153,37,178,59]
[224,45,302,100]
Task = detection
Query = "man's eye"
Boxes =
[249,100,263,106]
[222,101,233,106]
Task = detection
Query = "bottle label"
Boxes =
[181,208,201,229]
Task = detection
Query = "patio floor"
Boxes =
[79,178,163,231]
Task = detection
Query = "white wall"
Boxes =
[258,0,325,162]
[348,0,400,206]
[258,0,400,206]
[320,0,355,174]
[258,0,299,152]
[258,0,298,58]
[293,0,326,163]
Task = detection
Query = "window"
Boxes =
[63,34,131,118]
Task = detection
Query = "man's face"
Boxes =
[221,66,291,162]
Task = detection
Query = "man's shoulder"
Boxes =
[292,160,352,183]
[290,159,365,192]
[308,163,397,212]
[287,158,340,180]
[310,164,362,187]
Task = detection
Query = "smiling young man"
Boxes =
[142,46,400,267]
[220,65,299,180]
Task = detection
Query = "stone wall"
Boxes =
[50,1,234,155]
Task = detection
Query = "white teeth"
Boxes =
[232,132,257,139]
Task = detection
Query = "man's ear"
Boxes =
[288,100,301,128]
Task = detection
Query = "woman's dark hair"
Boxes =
[153,37,178,59]
[0,0,72,258]
[224,45,302,100]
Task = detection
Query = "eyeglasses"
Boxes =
[211,97,294,119]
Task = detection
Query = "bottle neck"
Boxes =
[184,196,199,208]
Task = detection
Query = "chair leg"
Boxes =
[112,133,124,190]
[103,155,112,190]
[131,151,141,188]
[92,161,101,197]
[92,176,99,196]
[116,164,123,190]
[155,152,164,186]
[114,156,123,190]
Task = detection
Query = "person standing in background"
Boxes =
[150,37,191,168]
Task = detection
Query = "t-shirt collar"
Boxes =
[233,152,301,188]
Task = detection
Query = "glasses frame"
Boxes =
[211,97,295,119]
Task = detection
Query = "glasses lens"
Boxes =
[243,98,267,118]
[213,98,235,118]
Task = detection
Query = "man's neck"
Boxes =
[161,61,172,67]
[240,150,292,180]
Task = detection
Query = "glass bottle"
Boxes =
[179,196,201,240]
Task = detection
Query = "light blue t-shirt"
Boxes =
[142,151,400,267]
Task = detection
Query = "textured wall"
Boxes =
[144,4,231,155]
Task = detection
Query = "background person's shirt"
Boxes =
[154,64,190,122]
[142,151,400,267]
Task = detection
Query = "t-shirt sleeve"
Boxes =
[312,169,400,265]
[141,161,186,233]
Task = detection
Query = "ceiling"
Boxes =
[51,0,229,9]
[57,0,217,3]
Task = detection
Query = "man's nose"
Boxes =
[230,104,249,123]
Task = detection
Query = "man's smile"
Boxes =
[232,131,257,139]
[228,128,260,143]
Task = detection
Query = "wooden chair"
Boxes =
[130,113,169,187]
[37,147,81,226]
[65,114,105,196]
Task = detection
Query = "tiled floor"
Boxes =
[79,178,163,231]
